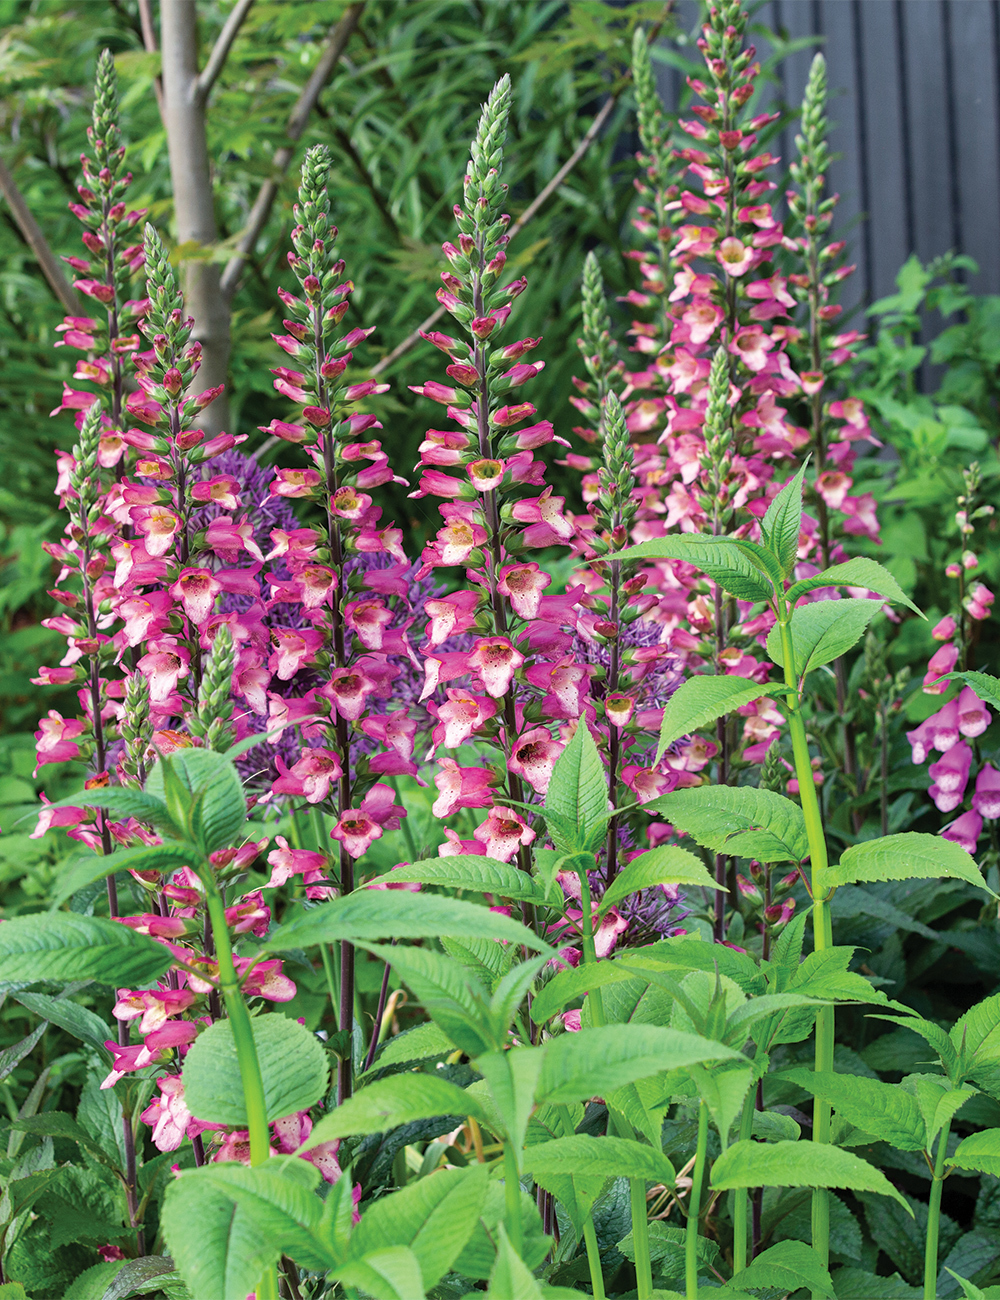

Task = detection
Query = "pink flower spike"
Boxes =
[34,709,85,769]
[497,563,551,621]
[272,748,343,804]
[508,728,563,796]
[474,806,536,862]
[973,765,1000,820]
[923,642,958,693]
[957,686,992,738]
[928,740,973,796]
[469,637,524,698]
[942,810,983,855]
[926,698,961,752]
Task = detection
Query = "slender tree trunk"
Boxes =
[160,0,231,435]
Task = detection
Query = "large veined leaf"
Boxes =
[303,1074,487,1148]
[543,717,608,852]
[145,748,247,854]
[333,1247,425,1300]
[13,991,111,1054]
[600,845,720,912]
[362,1022,454,1073]
[830,833,995,896]
[0,914,172,987]
[951,993,1000,1074]
[761,462,808,577]
[711,1140,912,1210]
[536,1024,740,1105]
[646,785,808,864]
[50,842,197,909]
[785,556,923,614]
[939,669,1000,711]
[729,1241,836,1299]
[454,1182,553,1278]
[96,1255,183,1300]
[265,890,552,954]
[766,599,883,679]
[362,942,494,1058]
[522,1133,676,1187]
[161,1161,330,1300]
[781,1070,927,1151]
[529,957,657,1025]
[346,1164,489,1292]
[183,1015,328,1126]
[369,855,546,902]
[615,535,777,603]
[946,1129,1000,1178]
[47,786,182,838]
[653,675,786,764]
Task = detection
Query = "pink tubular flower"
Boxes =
[942,810,983,855]
[139,1075,216,1152]
[973,766,1000,820]
[469,637,524,698]
[265,836,328,888]
[906,716,936,765]
[321,665,377,722]
[331,809,382,858]
[967,584,995,621]
[931,615,957,641]
[957,686,992,738]
[272,748,343,803]
[424,589,481,647]
[238,958,296,1001]
[924,642,959,693]
[268,627,324,679]
[432,759,496,818]
[34,710,85,769]
[497,563,551,620]
[169,568,222,624]
[928,741,973,811]
[926,699,961,753]
[190,475,241,510]
[717,235,754,276]
[508,727,564,796]
[113,987,195,1033]
[474,806,536,862]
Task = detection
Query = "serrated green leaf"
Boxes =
[94,1255,180,1300]
[10,1111,118,1168]
[183,1015,328,1126]
[646,785,808,863]
[146,749,246,853]
[690,1061,754,1142]
[362,942,494,1057]
[944,1267,987,1300]
[369,855,545,901]
[304,1074,487,1148]
[265,889,552,954]
[652,675,786,765]
[544,718,608,850]
[615,535,777,602]
[712,1140,912,1210]
[599,845,721,913]
[50,841,198,909]
[529,956,653,1024]
[484,1224,545,1300]
[767,599,883,678]
[523,1133,676,1187]
[761,461,808,577]
[939,670,1000,711]
[831,832,996,896]
[13,991,111,1054]
[785,556,923,615]
[782,1069,927,1150]
[333,1247,424,1300]
[48,786,180,837]
[947,1129,1000,1177]
[730,1240,836,1298]
[161,1161,330,1300]
[0,913,172,986]
[363,1021,455,1073]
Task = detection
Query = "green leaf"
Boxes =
[615,535,777,603]
[265,889,552,955]
[529,957,650,1024]
[370,855,546,902]
[13,991,111,1054]
[523,1133,676,1187]
[0,1286,29,1300]
[766,599,883,678]
[333,1247,425,1300]
[689,1062,754,1142]
[544,718,608,851]
[788,948,895,1006]
[0,913,172,986]
[831,833,996,896]
[61,1260,122,1300]
[761,461,808,577]
[711,1140,912,1210]
[785,556,923,615]
[484,1224,545,1300]
[161,1161,330,1300]
[363,1021,454,1073]
[730,1241,836,1299]
[646,785,808,864]
[536,1024,741,1105]
[939,670,1000,711]
[0,1022,47,1083]
[617,1218,719,1279]
[10,1112,118,1168]
[652,675,786,765]
[50,842,198,909]
[944,1268,987,1300]
[304,1074,487,1148]
[347,1163,488,1291]
[183,1015,328,1126]
[599,845,720,913]
[146,749,246,854]
[947,1129,1000,1177]
[363,942,494,1057]
[454,1175,552,1274]
[48,786,181,838]
[92,1255,180,1300]
[781,1070,927,1150]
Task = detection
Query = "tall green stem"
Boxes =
[924,1122,953,1300]
[503,1141,524,1256]
[686,1099,709,1300]
[583,1217,607,1300]
[777,613,833,1293]
[732,1085,757,1273]
[204,882,279,1300]
[578,865,651,1297]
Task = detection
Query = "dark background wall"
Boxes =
[656,0,1000,319]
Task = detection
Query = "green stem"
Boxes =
[503,1141,524,1256]
[583,1216,607,1300]
[924,1122,953,1300]
[203,882,279,1300]
[578,865,651,1297]
[686,1099,709,1300]
[777,614,833,1293]
[732,1085,757,1273]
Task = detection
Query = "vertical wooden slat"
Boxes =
[900,1,953,266]
[947,0,1000,292]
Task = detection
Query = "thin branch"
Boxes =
[369,91,620,379]
[197,0,256,103]
[0,155,80,313]
[219,2,365,300]
[137,0,165,121]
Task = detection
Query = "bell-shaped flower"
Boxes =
[973,765,1000,820]
[431,759,496,818]
[330,807,383,859]
[931,614,957,641]
[169,568,222,624]
[497,563,551,621]
[237,957,296,1001]
[268,627,324,680]
[508,728,563,796]
[942,809,983,855]
[474,806,536,862]
[424,590,481,647]
[272,748,343,804]
[957,686,992,738]
[429,689,498,752]
[265,836,328,889]
[113,987,195,1034]
[925,698,961,753]
[321,665,377,722]
[469,637,524,698]
[924,642,958,693]
[929,741,973,811]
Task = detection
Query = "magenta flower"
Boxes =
[33,709,85,769]
[474,806,536,862]
[469,637,524,698]
[925,698,961,753]
[265,836,328,889]
[507,727,564,796]
[431,759,496,818]
[497,563,551,620]
[140,1076,216,1153]
[941,810,983,855]
[924,642,959,693]
[113,987,195,1033]
[928,741,973,812]
[973,765,1000,820]
[429,690,498,751]
[931,615,957,641]
[237,958,296,1001]
[268,627,324,680]
[169,569,223,624]
[272,748,343,803]
[957,686,992,738]
[330,808,383,858]
[321,665,377,722]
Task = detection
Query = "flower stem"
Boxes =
[686,1099,709,1300]
[503,1140,524,1256]
[777,613,833,1292]
[203,881,278,1300]
[583,1216,607,1300]
[732,1083,757,1273]
[924,1122,953,1300]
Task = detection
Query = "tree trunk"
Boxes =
[160,0,231,435]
